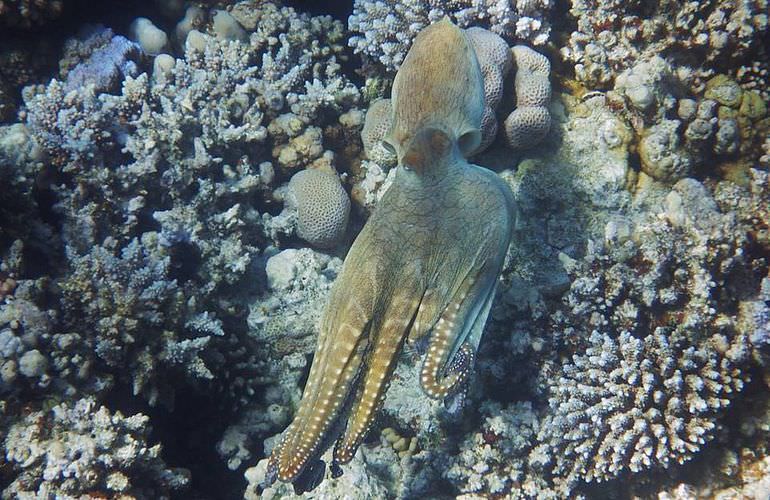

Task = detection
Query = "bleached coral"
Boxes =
[3,397,189,498]
[348,0,553,73]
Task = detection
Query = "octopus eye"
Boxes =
[402,149,423,171]
[382,139,397,156]
[458,129,481,156]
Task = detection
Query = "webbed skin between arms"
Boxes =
[264,18,515,492]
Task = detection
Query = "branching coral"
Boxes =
[348,0,553,73]
[2,397,189,498]
[532,329,747,485]
[59,238,222,406]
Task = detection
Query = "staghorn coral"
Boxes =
[17,2,363,408]
[2,397,189,499]
[348,0,553,74]
[532,329,747,486]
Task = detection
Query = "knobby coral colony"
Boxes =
[265,19,515,491]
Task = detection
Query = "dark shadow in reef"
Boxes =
[104,377,250,500]
[285,0,353,22]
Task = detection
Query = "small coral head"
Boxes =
[387,18,485,163]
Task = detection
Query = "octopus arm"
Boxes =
[332,286,427,465]
[268,253,377,483]
[420,226,508,400]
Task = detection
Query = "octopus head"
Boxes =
[386,18,486,166]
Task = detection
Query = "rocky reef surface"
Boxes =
[0,1,768,499]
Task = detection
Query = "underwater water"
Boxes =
[0,0,769,499]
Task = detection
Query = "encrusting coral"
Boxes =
[562,0,770,91]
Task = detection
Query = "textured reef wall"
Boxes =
[1,0,769,499]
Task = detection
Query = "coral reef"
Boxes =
[607,57,768,182]
[348,0,553,73]
[0,1,768,498]
[59,238,224,406]
[533,329,747,486]
[2,397,189,498]
[562,0,770,91]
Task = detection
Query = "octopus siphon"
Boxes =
[265,18,516,492]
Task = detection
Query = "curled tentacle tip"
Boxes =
[292,459,326,495]
[331,460,344,479]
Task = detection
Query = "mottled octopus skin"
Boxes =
[267,19,515,487]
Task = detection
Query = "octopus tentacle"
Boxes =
[333,293,424,465]
[420,261,499,400]
[269,295,372,483]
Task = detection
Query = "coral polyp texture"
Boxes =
[287,168,351,248]
[348,0,553,73]
[533,329,747,486]
[1,0,769,499]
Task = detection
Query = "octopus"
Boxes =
[265,18,515,492]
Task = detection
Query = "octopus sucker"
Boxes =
[266,18,515,490]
